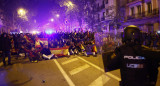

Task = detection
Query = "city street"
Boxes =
[1,0,160,86]
[0,54,160,86]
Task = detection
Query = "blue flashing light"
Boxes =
[157,31,160,34]
[45,30,53,34]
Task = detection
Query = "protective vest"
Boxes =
[104,45,160,86]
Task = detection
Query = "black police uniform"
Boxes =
[107,44,160,86]
[103,25,160,86]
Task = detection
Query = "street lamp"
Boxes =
[17,8,26,17]
[66,1,74,8]
[17,8,28,21]
[56,14,60,18]
[50,18,54,22]
[17,8,28,33]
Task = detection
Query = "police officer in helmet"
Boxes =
[103,25,160,86]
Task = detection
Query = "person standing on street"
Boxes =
[1,33,12,66]
[16,34,27,59]
[103,25,160,86]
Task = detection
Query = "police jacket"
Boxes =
[106,44,160,86]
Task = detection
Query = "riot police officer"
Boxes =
[103,25,160,86]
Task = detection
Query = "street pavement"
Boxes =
[0,54,160,86]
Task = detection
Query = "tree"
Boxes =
[83,0,96,31]
[0,0,38,32]
[59,0,96,31]
[104,0,125,35]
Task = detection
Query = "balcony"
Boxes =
[126,0,142,6]
[127,14,136,20]
[126,8,159,20]
[127,0,137,3]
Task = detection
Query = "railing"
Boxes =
[127,8,159,20]
[127,0,136,3]
[126,0,142,6]
[127,0,141,4]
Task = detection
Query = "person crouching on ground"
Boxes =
[41,45,58,60]
[22,45,42,63]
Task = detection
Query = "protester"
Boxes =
[22,45,42,63]
[1,33,12,66]
[41,45,58,60]
[16,34,27,59]
[0,34,3,57]
[0,31,98,65]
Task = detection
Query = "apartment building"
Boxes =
[93,0,126,35]
[94,0,115,32]
[123,0,159,33]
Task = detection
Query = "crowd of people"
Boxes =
[100,31,160,52]
[142,32,160,49]
[0,31,96,66]
[1,30,160,66]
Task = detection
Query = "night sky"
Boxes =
[32,0,61,25]
[0,0,62,26]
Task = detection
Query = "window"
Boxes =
[87,11,88,15]
[137,5,141,15]
[98,14,100,21]
[147,2,152,13]
[106,9,109,15]
[102,0,105,8]
[106,0,108,4]
[131,7,134,16]
[103,12,105,18]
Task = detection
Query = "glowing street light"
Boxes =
[56,14,60,18]
[17,8,27,17]
[50,18,54,22]
[67,1,74,8]
[17,8,28,20]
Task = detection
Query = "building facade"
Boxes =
[93,0,126,35]
[123,0,159,33]
[94,0,116,33]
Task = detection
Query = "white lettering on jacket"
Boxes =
[127,64,144,68]
[124,56,145,60]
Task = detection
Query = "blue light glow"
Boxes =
[45,29,53,34]
[157,31,160,34]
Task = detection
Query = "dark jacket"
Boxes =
[41,48,51,55]
[1,35,11,51]
[105,44,160,86]
[0,36,2,51]
[18,37,27,49]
